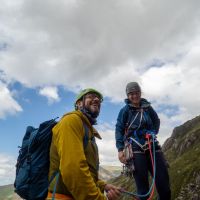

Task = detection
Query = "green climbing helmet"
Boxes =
[75,88,103,108]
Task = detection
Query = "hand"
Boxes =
[105,184,122,200]
[118,151,127,164]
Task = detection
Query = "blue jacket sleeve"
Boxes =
[148,106,160,134]
[115,106,128,152]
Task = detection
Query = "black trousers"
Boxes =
[133,151,171,200]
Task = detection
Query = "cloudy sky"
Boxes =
[1,0,200,186]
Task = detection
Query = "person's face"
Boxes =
[77,92,102,117]
[128,91,141,107]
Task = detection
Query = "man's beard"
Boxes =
[80,106,99,125]
[84,106,99,118]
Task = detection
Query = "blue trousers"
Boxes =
[133,151,171,200]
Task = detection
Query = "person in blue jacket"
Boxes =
[115,82,171,200]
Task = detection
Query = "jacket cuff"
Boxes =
[96,179,106,193]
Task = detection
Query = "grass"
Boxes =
[169,141,200,199]
[0,184,15,200]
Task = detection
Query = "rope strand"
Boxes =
[121,134,156,199]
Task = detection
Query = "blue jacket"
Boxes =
[115,98,160,151]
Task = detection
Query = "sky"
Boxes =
[0,0,200,186]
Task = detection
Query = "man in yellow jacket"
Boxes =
[48,88,121,200]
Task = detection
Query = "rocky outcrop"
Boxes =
[175,172,200,200]
[171,115,200,139]
[163,115,200,156]
[162,115,200,200]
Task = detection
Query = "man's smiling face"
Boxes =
[76,92,102,117]
[83,93,102,117]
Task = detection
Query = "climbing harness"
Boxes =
[122,109,144,177]
[121,133,156,200]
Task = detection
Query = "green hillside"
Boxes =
[0,184,15,200]
[163,115,200,199]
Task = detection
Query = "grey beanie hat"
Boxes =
[126,82,141,95]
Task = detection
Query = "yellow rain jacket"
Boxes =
[48,110,107,200]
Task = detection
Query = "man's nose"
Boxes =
[93,96,101,102]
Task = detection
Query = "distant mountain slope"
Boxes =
[0,184,21,200]
[99,165,121,180]
[99,166,116,181]
[162,115,200,200]
[108,115,200,200]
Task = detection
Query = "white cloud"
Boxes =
[141,43,200,125]
[1,0,200,167]
[0,0,200,90]
[0,81,22,119]
[39,86,60,104]
[96,124,121,166]
[0,153,16,186]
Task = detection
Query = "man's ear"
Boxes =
[76,100,83,110]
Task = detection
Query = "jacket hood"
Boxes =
[125,98,151,108]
